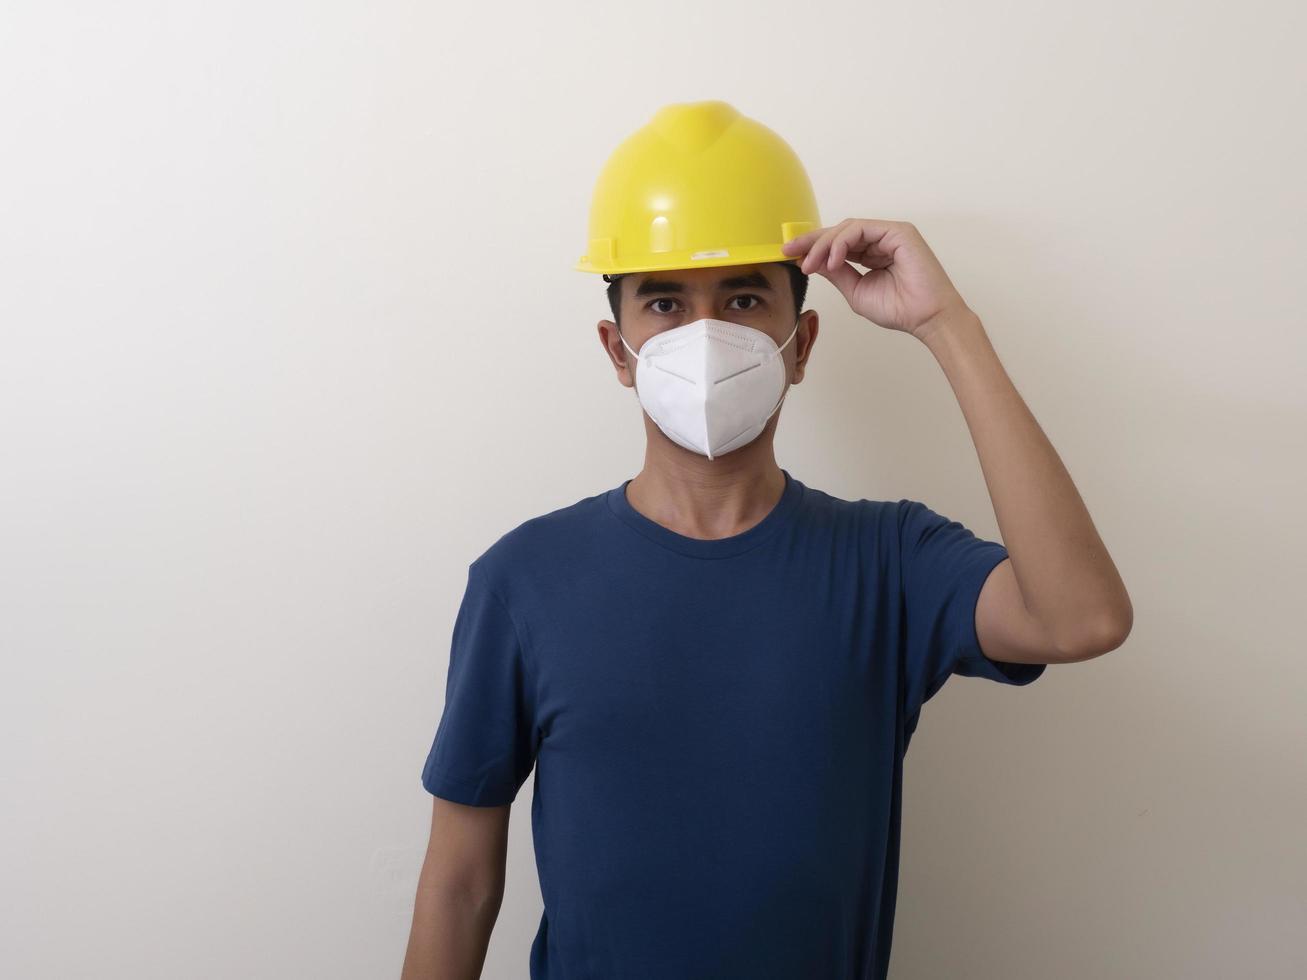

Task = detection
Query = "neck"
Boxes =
[625,427,787,540]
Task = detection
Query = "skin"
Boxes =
[402,218,1134,978]
[401,797,508,980]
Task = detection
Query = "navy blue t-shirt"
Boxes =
[421,469,1044,979]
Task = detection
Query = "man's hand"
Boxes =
[781,218,970,343]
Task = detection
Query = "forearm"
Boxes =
[918,306,1133,653]
[400,876,501,980]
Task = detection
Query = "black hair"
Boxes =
[603,261,809,328]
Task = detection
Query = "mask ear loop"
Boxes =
[759,316,802,423]
[619,333,639,362]
[773,317,801,358]
[617,329,645,405]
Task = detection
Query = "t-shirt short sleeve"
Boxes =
[897,499,1045,736]
[421,559,540,806]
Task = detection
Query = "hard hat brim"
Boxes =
[576,245,803,276]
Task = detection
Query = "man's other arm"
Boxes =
[400,796,511,980]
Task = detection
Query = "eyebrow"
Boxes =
[633,270,774,297]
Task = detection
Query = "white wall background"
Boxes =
[2,1,1304,977]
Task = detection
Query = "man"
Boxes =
[402,101,1132,979]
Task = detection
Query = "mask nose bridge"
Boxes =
[620,318,713,364]
[622,314,798,355]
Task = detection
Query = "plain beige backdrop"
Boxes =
[3,1,1305,978]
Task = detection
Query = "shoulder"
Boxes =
[468,487,611,594]
[783,479,907,571]
[795,479,900,534]
[893,497,989,544]
[794,483,964,560]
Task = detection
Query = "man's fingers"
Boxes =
[829,223,875,271]
[780,226,834,256]
[780,230,822,253]
[784,219,901,272]
[799,220,851,274]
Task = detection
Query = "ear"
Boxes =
[791,312,818,385]
[597,320,635,388]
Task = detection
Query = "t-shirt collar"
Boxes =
[605,468,805,559]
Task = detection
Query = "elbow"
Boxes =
[1056,604,1134,662]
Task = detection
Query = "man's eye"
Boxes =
[646,295,764,314]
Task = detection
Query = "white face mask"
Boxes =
[619,317,800,460]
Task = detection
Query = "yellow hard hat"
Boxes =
[575,100,821,277]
